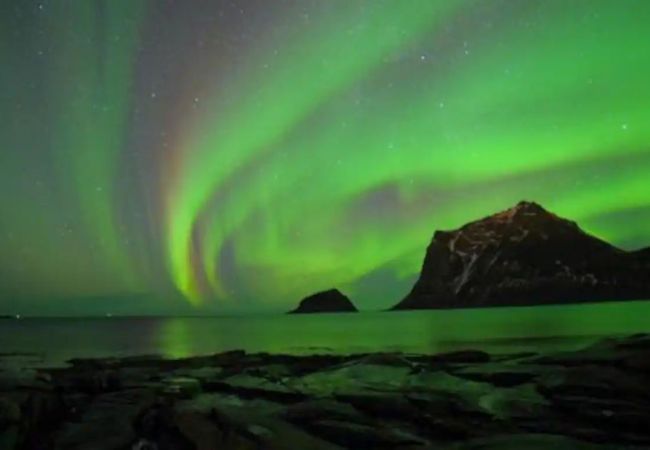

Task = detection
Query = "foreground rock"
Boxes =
[288,289,358,314]
[3,335,650,448]
[393,201,650,310]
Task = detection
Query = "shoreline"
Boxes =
[0,332,603,372]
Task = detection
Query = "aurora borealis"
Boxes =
[2,0,650,315]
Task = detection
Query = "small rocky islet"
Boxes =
[288,289,358,314]
[3,334,650,449]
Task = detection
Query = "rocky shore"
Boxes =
[3,335,650,449]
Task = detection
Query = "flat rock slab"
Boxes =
[54,388,156,450]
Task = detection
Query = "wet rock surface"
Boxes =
[3,335,650,449]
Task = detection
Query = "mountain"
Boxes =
[289,289,358,314]
[392,201,650,310]
[633,246,650,262]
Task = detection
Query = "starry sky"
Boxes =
[2,0,650,315]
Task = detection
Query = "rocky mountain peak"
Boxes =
[392,201,650,310]
[431,201,581,264]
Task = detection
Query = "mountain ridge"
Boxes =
[392,201,650,310]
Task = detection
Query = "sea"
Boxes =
[2,300,650,367]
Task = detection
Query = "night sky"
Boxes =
[2,0,650,315]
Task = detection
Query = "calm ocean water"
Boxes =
[2,300,650,367]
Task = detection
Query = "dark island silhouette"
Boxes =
[288,288,358,314]
[392,201,650,310]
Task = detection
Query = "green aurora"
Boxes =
[1,0,650,315]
